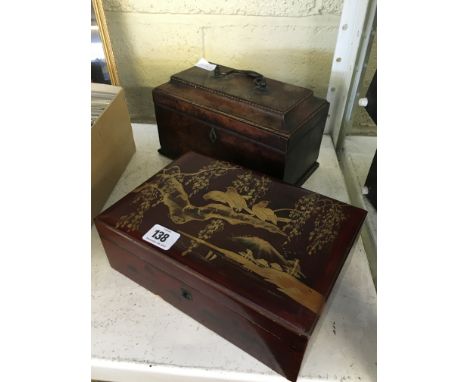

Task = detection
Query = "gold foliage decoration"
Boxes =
[182,219,225,256]
[181,161,241,197]
[306,201,346,255]
[231,172,271,207]
[282,194,319,242]
[282,194,347,255]
[115,184,163,231]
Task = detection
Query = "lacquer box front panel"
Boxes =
[95,152,366,381]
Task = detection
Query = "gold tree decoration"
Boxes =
[306,201,346,255]
[231,171,271,207]
[115,161,240,231]
[182,219,225,256]
[282,193,320,243]
[116,166,183,231]
[115,183,163,231]
[281,194,347,255]
[180,161,241,197]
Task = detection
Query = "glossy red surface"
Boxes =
[95,152,366,381]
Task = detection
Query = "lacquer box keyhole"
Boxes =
[181,288,192,301]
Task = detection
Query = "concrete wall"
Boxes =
[103,0,344,122]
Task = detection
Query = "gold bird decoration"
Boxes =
[252,200,277,224]
[203,187,250,212]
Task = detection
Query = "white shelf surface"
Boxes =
[92,124,377,382]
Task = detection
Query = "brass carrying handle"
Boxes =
[213,66,267,90]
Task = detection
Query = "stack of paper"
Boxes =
[91,84,119,125]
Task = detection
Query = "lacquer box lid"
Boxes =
[95,152,366,337]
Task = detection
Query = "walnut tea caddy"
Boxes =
[153,64,330,185]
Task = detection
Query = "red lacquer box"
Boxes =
[94,152,366,381]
